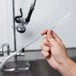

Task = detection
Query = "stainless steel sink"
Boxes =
[0,59,61,76]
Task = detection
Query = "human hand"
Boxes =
[41,29,69,70]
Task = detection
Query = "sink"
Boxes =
[0,59,61,76]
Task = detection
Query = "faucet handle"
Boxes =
[0,47,4,56]
[16,48,25,57]
[7,45,10,55]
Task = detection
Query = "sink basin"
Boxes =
[0,59,61,76]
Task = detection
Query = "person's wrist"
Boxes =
[58,56,76,76]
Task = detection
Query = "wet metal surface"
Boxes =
[0,59,61,76]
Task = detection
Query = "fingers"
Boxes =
[52,31,64,44]
[41,29,64,58]
[41,37,50,51]
[41,51,51,58]
[41,29,56,46]
[41,29,48,35]
[41,37,51,58]
[41,44,50,52]
[47,30,57,46]
[47,29,52,40]
[41,29,64,45]
[42,37,49,46]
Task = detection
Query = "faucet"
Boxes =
[0,0,37,72]
[15,0,37,33]
[1,48,30,72]
[0,44,10,56]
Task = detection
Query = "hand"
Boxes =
[41,29,68,70]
